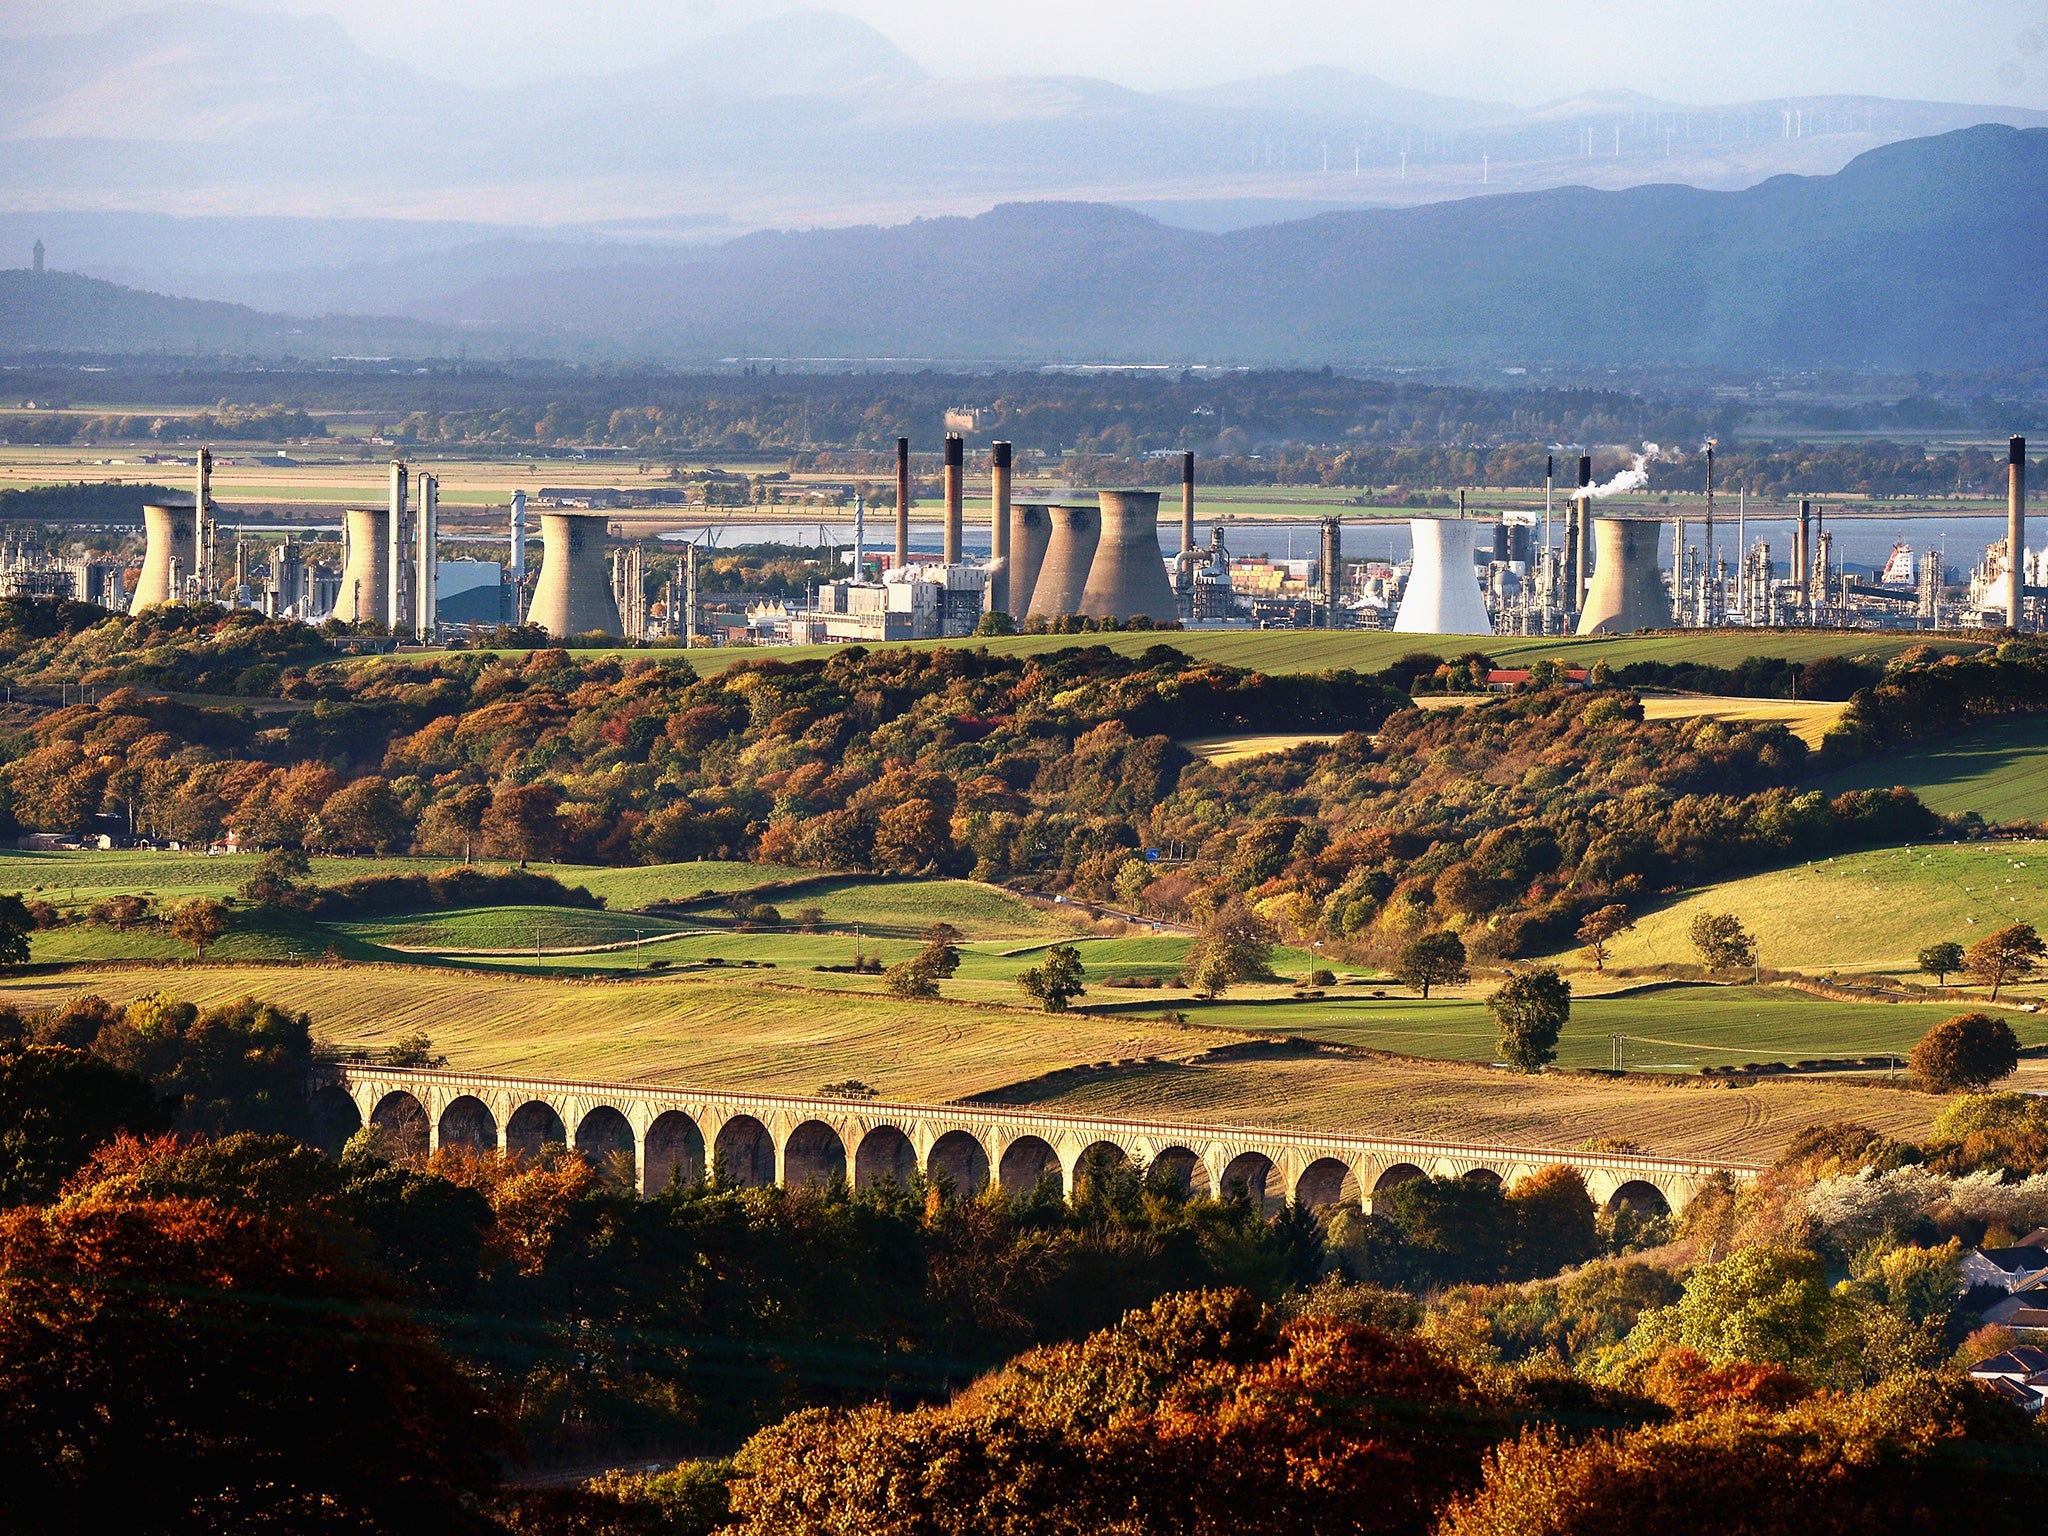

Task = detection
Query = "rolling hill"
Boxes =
[5,126,2042,369]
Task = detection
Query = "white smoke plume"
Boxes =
[1586,441,1664,499]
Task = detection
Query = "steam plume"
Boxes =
[1587,442,1663,499]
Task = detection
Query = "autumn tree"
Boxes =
[415,783,492,864]
[1965,921,2046,1000]
[315,776,412,855]
[1506,1165,1599,1278]
[1916,941,1964,987]
[1689,912,1756,972]
[1576,904,1633,971]
[170,896,229,959]
[1180,894,1275,992]
[1486,967,1569,1072]
[1019,944,1088,1013]
[481,782,565,864]
[1440,1373,2038,1536]
[1396,930,1468,998]
[0,1195,504,1534]
[885,932,961,999]
[1909,1011,2020,1093]
[0,1045,168,1204]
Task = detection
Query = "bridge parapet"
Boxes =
[319,1064,1752,1216]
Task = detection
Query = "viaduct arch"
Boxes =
[322,1065,1745,1216]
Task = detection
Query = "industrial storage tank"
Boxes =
[1577,518,1669,635]
[131,498,197,612]
[1008,502,1052,620]
[528,511,622,638]
[1079,490,1179,621]
[1027,502,1100,619]
[1392,518,1493,635]
[331,507,388,625]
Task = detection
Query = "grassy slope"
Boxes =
[474,629,1978,681]
[0,963,1218,1104]
[1809,715,2048,824]
[1589,840,2048,978]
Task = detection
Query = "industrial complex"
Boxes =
[0,432,2030,646]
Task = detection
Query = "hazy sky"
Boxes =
[8,0,2048,106]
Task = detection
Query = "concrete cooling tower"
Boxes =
[529,511,622,638]
[1393,518,1493,635]
[1027,502,1099,619]
[1008,502,1052,620]
[1577,518,1669,635]
[131,498,197,612]
[1079,490,1179,621]
[332,507,388,624]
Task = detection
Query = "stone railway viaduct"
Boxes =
[325,1065,1746,1215]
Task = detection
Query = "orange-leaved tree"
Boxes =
[0,1193,504,1534]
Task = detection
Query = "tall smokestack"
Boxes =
[416,472,438,641]
[510,490,527,586]
[386,461,408,633]
[193,447,212,601]
[1543,453,1554,568]
[1574,455,1592,612]
[1181,451,1196,556]
[943,435,964,564]
[1796,498,1811,625]
[1700,441,1715,626]
[895,437,910,569]
[989,441,1013,615]
[2012,436,2029,631]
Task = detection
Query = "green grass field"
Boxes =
[1150,981,2008,1071]
[459,628,1977,682]
[1588,840,2048,979]
[1811,716,2048,824]
[334,905,700,952]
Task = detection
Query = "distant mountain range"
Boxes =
[4,2,2045,296]
[5,126,2043,371]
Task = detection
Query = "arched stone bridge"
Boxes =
[322,1064,1748,1216]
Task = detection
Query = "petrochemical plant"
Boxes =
[3,433,2030,645]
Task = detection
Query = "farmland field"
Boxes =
[0,962,1220,1104]
[1636,694,1848,748]
[1810,715,2048,824]
[0,955,1964,1164]
[1587,840,2048,979]
[993,1048,1947,1164]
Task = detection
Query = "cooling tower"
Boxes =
[1392,518,1492,635]
[1576,518,1668,635]
[1009,502,1052,620]
[528,511,622,638]
[332,507,388,624]
[1028,502,1099,619]
[131,499,197,612]
[1079,490,1178,621]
